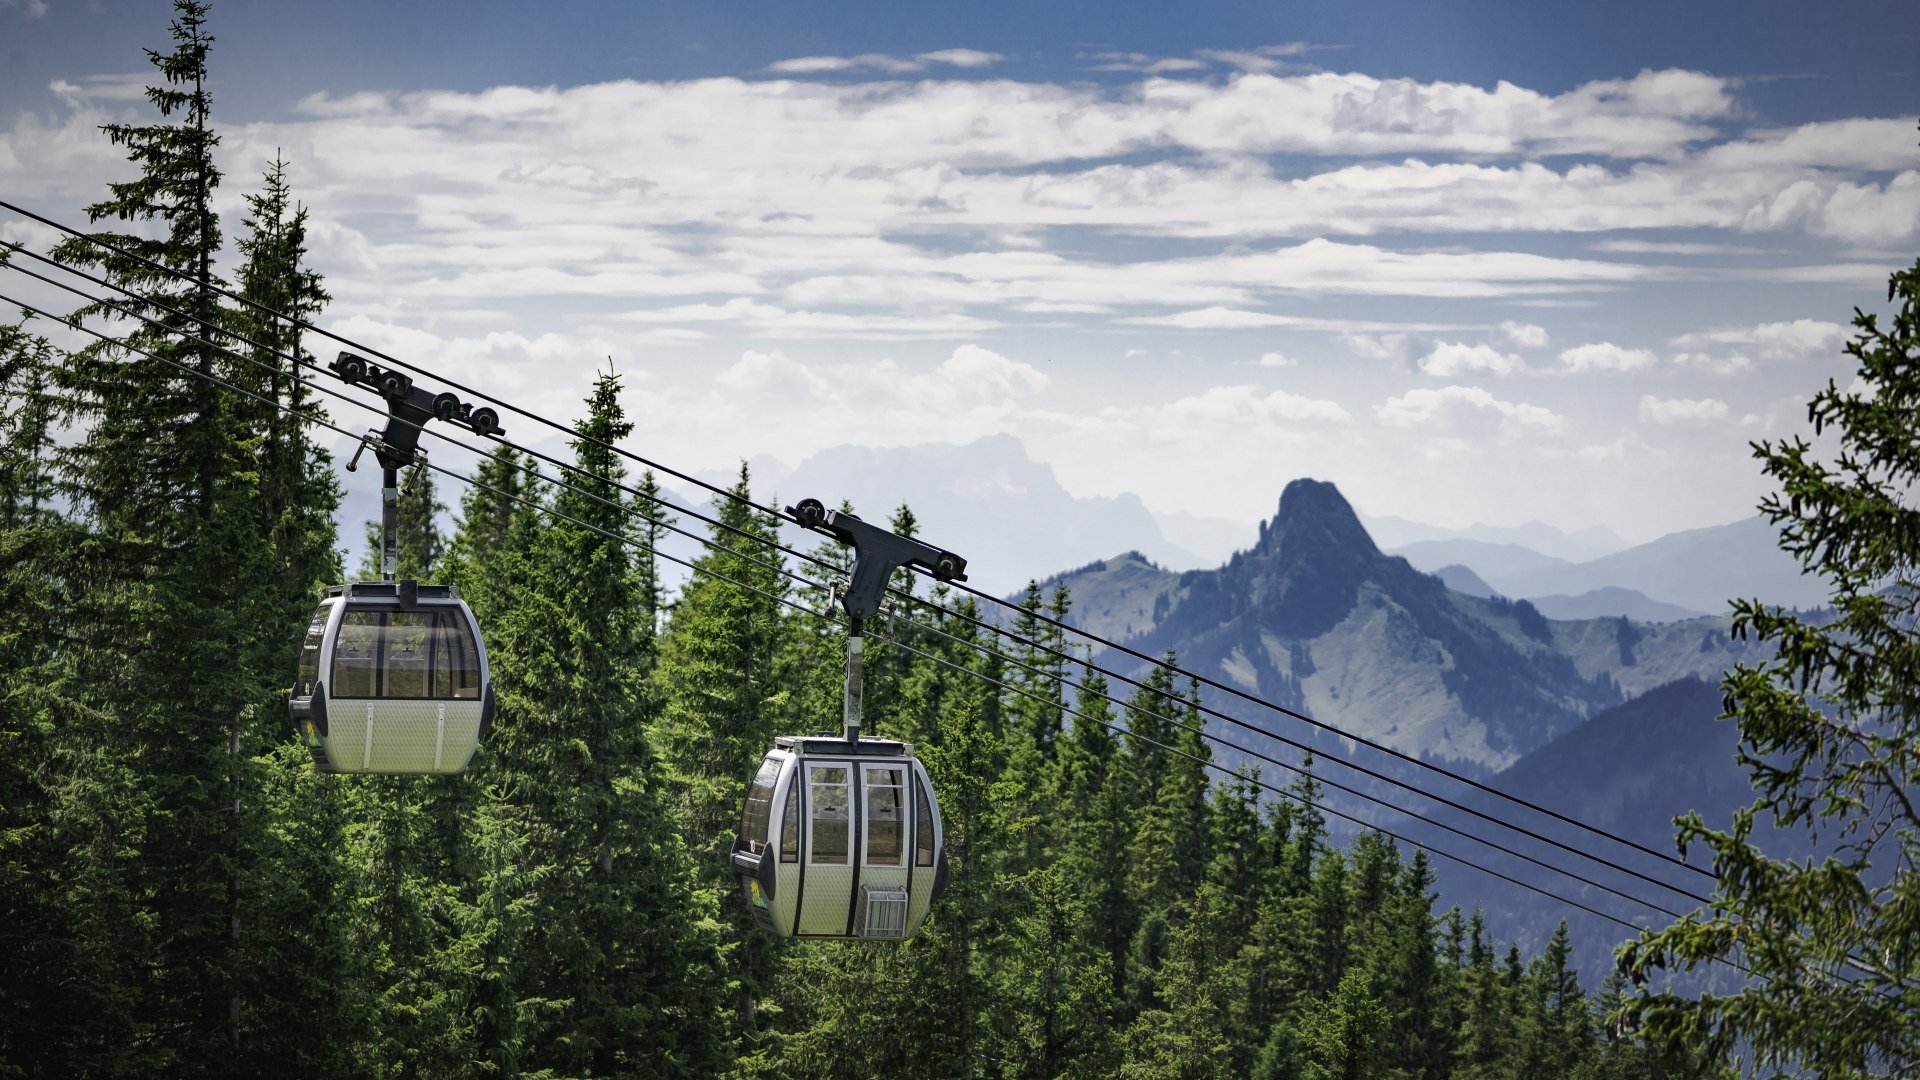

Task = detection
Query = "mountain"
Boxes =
[1360,512,1629,563]
[754,435,1206,595]
[1525,587,1708,622]
[1494,515,1829,614]
[1431,564,1497,598]
[1391,538,1572,583]
[1413,676,1765,990]
[1046,479,1767,773]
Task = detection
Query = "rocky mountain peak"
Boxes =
[1254,479,1381,566]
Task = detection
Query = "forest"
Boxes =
[5,4,1916,1078]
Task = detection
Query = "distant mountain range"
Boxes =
[1389,518,1829,616]
[655,436,1822,621]
[1037,480,1770,773]
[676,435,1244,594]
[1359,511,1629,563]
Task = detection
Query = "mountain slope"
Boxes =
[1526,587,1708,622]
[1496,515,1828,613]
[1045,479,1767,773]
[1413,677,1762,990]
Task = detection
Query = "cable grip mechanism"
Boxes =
[787,497,967,743]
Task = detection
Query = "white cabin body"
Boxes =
[732,736,947,940]
[289,582,494,775]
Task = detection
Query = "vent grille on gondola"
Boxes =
[859,886,910,940]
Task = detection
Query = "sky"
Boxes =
[2,0,1917,551]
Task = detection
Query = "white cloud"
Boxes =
[1671,351,1754,375]
[766,49,1002,75]
[1701,117,1920,173]
[1558,342,1658,372]
[1590,239,1760,255]
[935,343,1048,397]
[1496,320,1550,348]
[1155,384,1350,424]
[766,54,923,75]
[1377,385,1563,433]
[1085,52,1210,75]
[1256,351,1297,367]
[1130,306,1301,329]
[1639,394,1729,424]
[1342,332,1420,362]
[914,49,1003,69]
[1194,43,1320,74]
[1418,341,1525,376]
[3,0,49,18]
[1670,318,1847,361]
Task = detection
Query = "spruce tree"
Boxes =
[650,463,789,1038]
[37,3,295,1066]
[1621,258,1920,1076]
[484,368,728,1074]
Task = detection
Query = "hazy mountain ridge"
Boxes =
[1393,515,1827,615]
[1360,512,1629,563]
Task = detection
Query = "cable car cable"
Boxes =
[3,287,1795,980]
[0,255,1737,913]
[0,286,1741,938]
[0,205,1718,885]
[0,261,1723,913]
[0,210,1735,884]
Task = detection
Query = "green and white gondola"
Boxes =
[290,581,495,774]
[733,736,947,940]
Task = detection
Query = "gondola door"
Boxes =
[795,761,853,936]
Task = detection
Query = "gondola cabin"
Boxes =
[732,736,947,940]
[289,582,494,774]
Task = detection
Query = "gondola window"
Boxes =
[864,766,906,867]
[810,766,850,865]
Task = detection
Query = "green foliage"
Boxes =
[1619,259,1920,1077]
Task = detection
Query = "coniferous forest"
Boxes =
[9,5,1917,1078]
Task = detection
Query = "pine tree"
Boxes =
[1297,967,1390,1080]
[995,866,1116,1079]
[442,445,543,622]
[0,323,93,1073]
[36,3,295,1066]
[651,463,790,1038]
[483,368,728,1074]
[1621,258,1920,1075]
[1122,890,1233,1079]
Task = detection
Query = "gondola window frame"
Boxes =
[914,770,936,868]
[861,764,908,869]
[740,754,782,858]
[780,777,801,863]
[808,763,852,866]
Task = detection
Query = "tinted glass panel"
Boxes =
[780,781,799,863]
[385,612,432,698]
[331,611,381,697]
[915,774,935,868]
[330,607,484,699]
[740,755,781,854]
[295,602,331,694]
[864,766,905,866]
[440,612,481,699]
[810,766,849,865]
